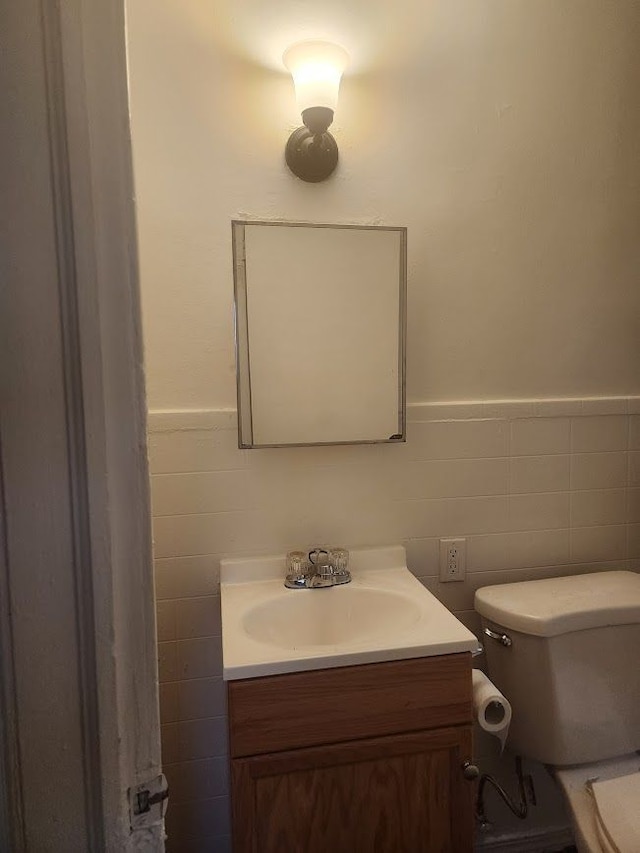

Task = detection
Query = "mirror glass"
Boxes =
[232,221,406,448]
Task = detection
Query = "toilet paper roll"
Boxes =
[472,669,512,753]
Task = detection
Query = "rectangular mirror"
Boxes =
[232,220,406,448]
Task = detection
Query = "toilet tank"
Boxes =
[475,571,640,766]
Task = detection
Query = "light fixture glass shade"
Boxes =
[283,41,349,113]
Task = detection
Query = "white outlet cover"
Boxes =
[439,538,466,582]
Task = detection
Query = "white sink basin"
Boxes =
[243,586,422,649]
[221,545,479,679]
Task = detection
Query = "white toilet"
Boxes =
[475,571,640,853]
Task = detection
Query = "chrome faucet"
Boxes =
[284,546,351,589]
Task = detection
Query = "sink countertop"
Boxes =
[221,545,479,680]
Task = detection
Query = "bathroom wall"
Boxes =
[150,402,640,851]
[126,1,640,850]
[128,0,640,412]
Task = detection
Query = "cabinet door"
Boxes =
[231,726,473,853]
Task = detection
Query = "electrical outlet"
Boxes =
[439,538,466,582]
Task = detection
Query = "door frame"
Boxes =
[1,0,162,849]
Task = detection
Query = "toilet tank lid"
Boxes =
[475,571,640,637]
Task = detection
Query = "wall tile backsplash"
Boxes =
[150,401,640,852]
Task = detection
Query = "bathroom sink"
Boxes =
[221,545,479,679]
[243,586,422,649]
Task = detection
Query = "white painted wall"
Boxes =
[128,0,640,412]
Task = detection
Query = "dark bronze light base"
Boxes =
[285,126,339,183]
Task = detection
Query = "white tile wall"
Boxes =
[510,417,571,455]
[149,400,640,852]
[571,452,628,490]
[571,415,628,452]
[509,455,570,493]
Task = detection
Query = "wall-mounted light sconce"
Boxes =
[283,40,349,183]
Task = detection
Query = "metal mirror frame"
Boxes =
[232,220,407,449]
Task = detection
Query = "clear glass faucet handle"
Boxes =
[286,550,309,576]
[329,547,349,572]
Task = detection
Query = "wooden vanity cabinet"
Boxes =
[228,653,474,853]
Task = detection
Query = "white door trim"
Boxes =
[42,4,107,844]
[1,0,162,848]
